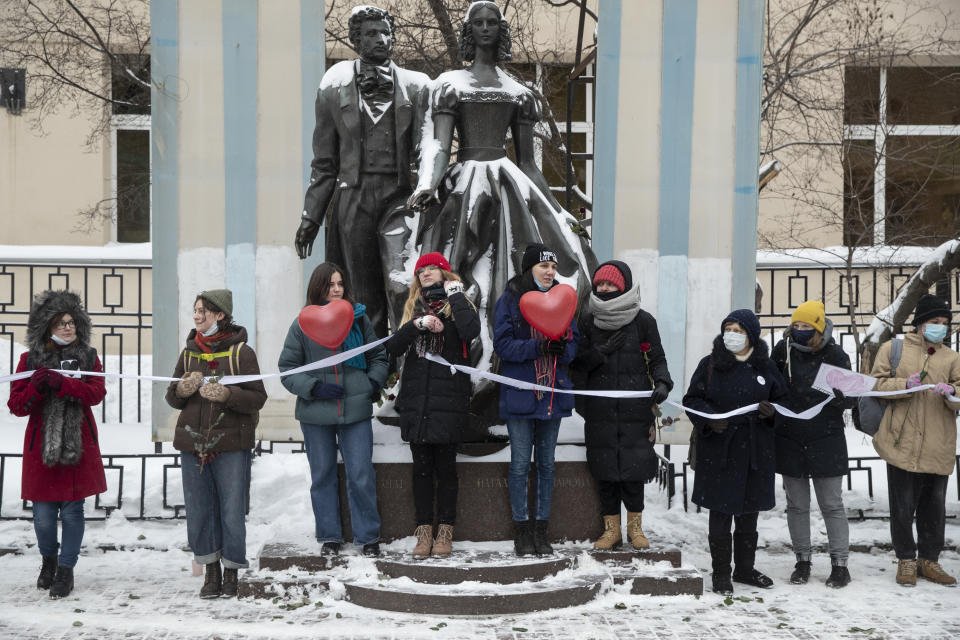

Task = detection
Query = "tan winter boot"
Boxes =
[896,558,917,587]
[918,559,957,586]
[432,524,454,558]
[626,511,650,549]
[593,515,622,551]
[411,525,433,559]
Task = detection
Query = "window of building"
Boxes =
[843,65,960,246]
[110,54,151,243]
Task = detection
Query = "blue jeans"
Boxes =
[180,450,251,569]
[301,420,380,545]
[32,499,85,568]
[506,418,561,522]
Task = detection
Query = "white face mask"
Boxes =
[51,333,76,346]
[723,331,748,353]
[202,321,219,337]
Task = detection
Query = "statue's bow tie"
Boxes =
[358,62,394,103]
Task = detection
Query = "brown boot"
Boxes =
[918,559,957,586]
[593,515,622,551]
[896,558,917,587]
[626,511,650,550]
[432,524,454,558]
[411,525,433,559]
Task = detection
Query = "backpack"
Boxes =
[855,338,902,436]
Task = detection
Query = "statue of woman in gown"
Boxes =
[408,1,597,428]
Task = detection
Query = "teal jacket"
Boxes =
[277,313,388,425]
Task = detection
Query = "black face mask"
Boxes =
[422,282,447,304]
[594,289,623,301]
[792,328,816,345]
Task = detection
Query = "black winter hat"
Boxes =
[721,308,761,348]
[912,294,951,326]
[521,243,557,274]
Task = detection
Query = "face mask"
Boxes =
[202,322,219,337]
[723,331,748,353]
[51,333,75,346]
[594,289,622,302]
[923,323,948,343]
[422,282,446,304]
[535,279,551,292]
[792,328,815,345]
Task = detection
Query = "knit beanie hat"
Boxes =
[721,308,761,348]
[592,262,630,292]
[912,294,951,326]
[521,243,557,274]
[791,300,826,333]
[414,252,451,273]
[200,289,233,316]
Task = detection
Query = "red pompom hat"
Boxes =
[592,263,626,292]
[415,252,451,273]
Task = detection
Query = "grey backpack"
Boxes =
[855,338,902,436]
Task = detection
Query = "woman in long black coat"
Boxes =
[683,308,787,595]
[573,261,672,550]
[771,300,853,588]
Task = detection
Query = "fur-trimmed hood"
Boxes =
[26,290,93,354]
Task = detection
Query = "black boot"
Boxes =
[732,531,773,589]
[513,520,535,556]
[533,520,553,555]
[199,561,222,599]
[36,556,57,590]
[825,564,851,588]
[708,534,733,595]
[222,567,238,598]
[790,560,812,585]
[48,566,73,599]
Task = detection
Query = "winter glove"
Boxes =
[651,382,670,405]
[30,367,50,393]
[415,315,444,333]
[541,339,566,357]
[595,331,625,355]
[311,382,345,399]
[199,382,231,403]
[47,370,64,391]
[443,280,464,296]
[831,387,845,402]
[176,371,203,398]
[906,372,924,389]
[757,400,776,419]
[934,382,955,397]
[369,378,382,402]
[707,419,728,434]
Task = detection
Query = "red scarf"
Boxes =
[194,330,230,354]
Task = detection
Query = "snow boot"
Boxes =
[593,515,622,551]
[896,558,917,587]
[533,520,553,555]
[432,524,454,557]
[199,561,222,599]
[514,520,536,556]
[362,542,381,557]
[732,531,773,589]
[48,566,73,599]
[36,555,57,590]
[320,541,341,556]
[789,560,812,585]
[708,534,734,596]
[825,564,851,588]
[918,559,957,586]
[221,568,238,598]
[626,511,650,549]
[411,524,433,559]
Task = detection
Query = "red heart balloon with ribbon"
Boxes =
[519,284,578,340]
[298,299,354,348]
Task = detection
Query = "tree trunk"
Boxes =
[426,0,460,68]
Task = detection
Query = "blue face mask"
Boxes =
[923,323,948,343]
[792,328,815,345]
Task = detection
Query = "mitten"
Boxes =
[176,371,203,398]
[30,367,50,393]
[906,372,923,389]
[595,331,625,355]
[934,382,955,397]
[47,370,64,391]
[199,382,231,403]
[541,339,566,357]
[443,280,464,296]
[311,382,345,399]
[757,400,776,419]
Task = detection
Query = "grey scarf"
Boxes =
[589,284,641,330]
[31,344,89,467]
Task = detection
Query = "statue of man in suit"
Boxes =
[295,6,430,336]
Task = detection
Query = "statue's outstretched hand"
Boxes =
[406,189,434,212]
[295,219,320,259]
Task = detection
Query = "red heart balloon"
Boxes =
[298,299,355,349]
[519,284,578,340]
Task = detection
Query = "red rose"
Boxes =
[639,343,651,353]
[208,361,220,371]
[928,347,936,355]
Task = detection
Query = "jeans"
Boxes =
[597,480,645,515]
[301,420,380,545]
[180,450,251,569]
[506,418,561,522]
[32,499,85,569]
[887,464,948,562]
[782,474,849,565]
[410,443,458,526]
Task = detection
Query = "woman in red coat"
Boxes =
[7,290,106,599]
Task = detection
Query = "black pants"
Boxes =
[887,464,948,562]
[597,480,645,515]
[708,510,759,536]
[410,443,458,526]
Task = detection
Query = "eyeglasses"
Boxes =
[416,265,440,275]
[55,320,75,329]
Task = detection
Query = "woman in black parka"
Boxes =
[573,261,672,551]
[771,300,853,588]
[387,252,480,559]
[683,308,787,595]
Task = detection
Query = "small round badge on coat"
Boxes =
[757,375,766,386]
